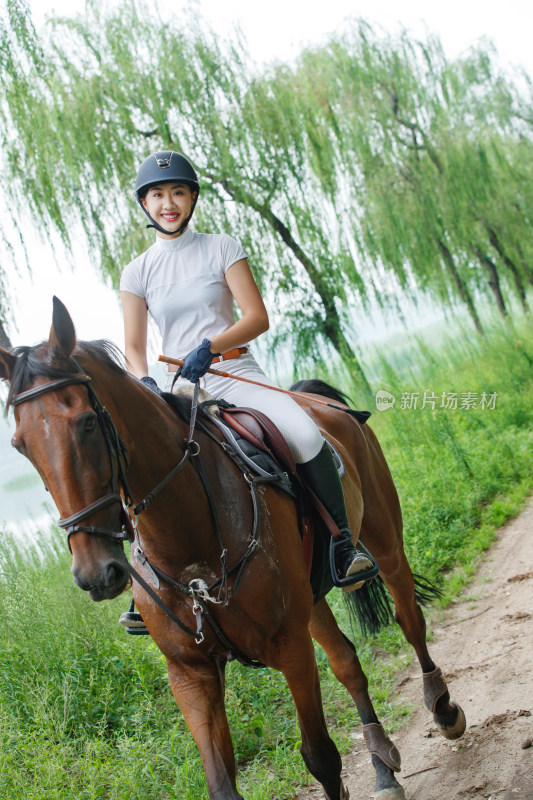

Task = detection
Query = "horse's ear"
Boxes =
[0,348,16,381]
[48,296,76,358]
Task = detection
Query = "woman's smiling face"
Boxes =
[141,182,197,238]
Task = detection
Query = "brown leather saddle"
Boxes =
[220,406,344,600]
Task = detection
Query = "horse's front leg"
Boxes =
[165,656,244,800]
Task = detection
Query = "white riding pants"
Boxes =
[165,353,323,464]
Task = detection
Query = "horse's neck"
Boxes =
[115,380,187,494]
[112,377,222,566]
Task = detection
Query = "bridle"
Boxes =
[11,356,197,550]
[11,356,266,664]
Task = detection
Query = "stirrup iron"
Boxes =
[119,598,150,635]
[329,540,380,589]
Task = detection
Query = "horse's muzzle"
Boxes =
[71,557,130,601]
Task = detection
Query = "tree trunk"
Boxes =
[473,247,508,317]
[216,179,373,396]
[437,239,484,336]
[259,206,372,395]
[487,227,530,315]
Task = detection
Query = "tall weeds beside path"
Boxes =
[365,319,533,589]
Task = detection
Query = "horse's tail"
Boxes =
[344,573,442,637]
[412,572,443,604]
[344,577,394,637]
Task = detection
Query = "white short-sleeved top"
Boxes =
[120,228,247,357]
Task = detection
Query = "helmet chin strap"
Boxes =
[146,217,190,236]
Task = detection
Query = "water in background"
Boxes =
[0,415,55,548]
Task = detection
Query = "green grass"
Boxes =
[1,316,533,799]
[0,544,411,800]
[365,315,533,594]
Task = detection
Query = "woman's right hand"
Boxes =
[141,376,163,396]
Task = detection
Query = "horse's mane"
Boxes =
[5,338,194,425]
[5,339,126,413]
[160,391,193,424]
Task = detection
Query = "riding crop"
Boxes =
[158,354,370,421]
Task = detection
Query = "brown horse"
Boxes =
[0,297,465,800]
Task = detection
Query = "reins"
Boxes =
[11,362,267,665]
[158,354,371,424]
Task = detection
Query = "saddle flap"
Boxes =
[220,406,341,541]
[221,407,297,477]
[220,410,267,453]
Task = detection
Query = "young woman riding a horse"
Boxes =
[0,151,467,800]
[120,150,372,589]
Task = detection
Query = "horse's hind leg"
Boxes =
[309,598,405,800]
[278,631,348,800]
[165,656,244,800]
[382,553,466,740]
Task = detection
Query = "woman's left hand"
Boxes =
[179,339,220,383]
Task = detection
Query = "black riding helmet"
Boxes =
[135,151,200,236]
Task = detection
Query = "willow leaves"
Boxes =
[1,1,531,386]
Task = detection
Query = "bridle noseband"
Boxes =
[11,356,200,551]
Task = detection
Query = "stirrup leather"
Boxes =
[329,540,380,588]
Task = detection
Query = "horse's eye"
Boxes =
[79,412,98,435]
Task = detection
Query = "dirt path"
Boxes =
[297,495,533,800]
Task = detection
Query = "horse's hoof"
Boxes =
[373,787,406,800]
[325,782,350,800]
[436,702,466,740]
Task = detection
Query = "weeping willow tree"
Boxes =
[287,26,533,333]
[1,0,532,379]
[0,0,43,346]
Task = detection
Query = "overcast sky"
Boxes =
[29,0,533,75]
[10,0,533,354]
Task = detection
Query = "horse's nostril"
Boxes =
[104,560,128,588]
